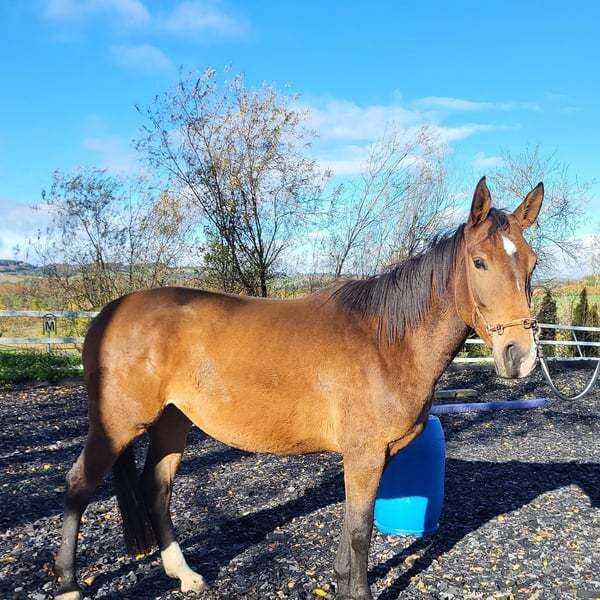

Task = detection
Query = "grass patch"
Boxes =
[0,349,81,385]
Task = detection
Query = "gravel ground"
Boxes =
[0,364,598,600]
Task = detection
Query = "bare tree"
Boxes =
[199,230,244,294]
[490,145,592,270]
[327,126,456,277]
[136,68,326,297]
[591,232,600,277]
[36,168,194,309]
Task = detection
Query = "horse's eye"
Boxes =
[473,257,487,270]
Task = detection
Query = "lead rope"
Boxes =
[533,323,600,401]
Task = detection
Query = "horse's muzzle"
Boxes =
[493,340,538,379]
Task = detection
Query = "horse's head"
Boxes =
[459,177,544,378]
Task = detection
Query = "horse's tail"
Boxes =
[112,444,156,556]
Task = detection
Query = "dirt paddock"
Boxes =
[0,365,598,599]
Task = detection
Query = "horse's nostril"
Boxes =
[504,344,519,369]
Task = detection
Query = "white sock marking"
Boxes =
[161,542,206,591]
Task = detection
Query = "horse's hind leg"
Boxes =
[55,426,137,600]
[141,404,207,593]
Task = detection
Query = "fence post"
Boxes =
[572,329,584,358]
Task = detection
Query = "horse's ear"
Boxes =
[513,182,544,229]
[469,176,492,226]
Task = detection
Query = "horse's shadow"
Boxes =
[96,459,344,598]
[116,454,599,599]
[373,458,599,600]
[0,428,245,531]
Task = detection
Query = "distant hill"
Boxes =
[0,257,598,297]
[0,260,43,277]
[0,260,202,282]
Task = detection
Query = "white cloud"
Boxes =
[472,151,505,169]
[303,99,422,142]
[0,197,49,260]
[302,98,509,175]
[161,1,248,38]
[43,0,151,27]
[304,99,506,143]
[42,0,248,38]
[314,144,372,176]
[417,97,499,111]
[110,44,173,74]
[414,96,541,112]
[545,91,582,115]
[541,233,598,279]
[430,123,506,143]
[560,106,581,115]
[83,135,139,174]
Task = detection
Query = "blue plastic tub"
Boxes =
[374,415,446,537]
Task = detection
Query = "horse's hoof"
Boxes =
[180,573,208,593]
[55,591,83,600]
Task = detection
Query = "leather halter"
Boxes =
[458,231,600,400]
[459,235,536,342]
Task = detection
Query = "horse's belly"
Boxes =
[163,343,340,454]
[168,389,337,455]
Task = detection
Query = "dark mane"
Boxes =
[333,208,510,343]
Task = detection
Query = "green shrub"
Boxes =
[0,349,81,385]
[573,288,600,357]
[464,340,493,357]
[537,288,557,356]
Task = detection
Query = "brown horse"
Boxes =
[54,177,544,600]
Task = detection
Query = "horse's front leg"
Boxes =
[334,449,386,600]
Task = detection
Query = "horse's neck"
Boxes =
[380,269,470,386]
[425,286,471,379]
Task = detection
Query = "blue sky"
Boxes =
[1,0,599,263]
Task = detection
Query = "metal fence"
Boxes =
[462,322,600,361]
[0,310,98,347]
[1,310,599,358]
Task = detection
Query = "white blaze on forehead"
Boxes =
[502,235,517,256]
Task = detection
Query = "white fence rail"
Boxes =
[0,311,599,354]
[538,323,600,333]
[0,337,85,345]
[464,338,600,348]
[0,310,97,347]
[0,310,99,318]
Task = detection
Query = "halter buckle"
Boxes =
[486,317,538,336]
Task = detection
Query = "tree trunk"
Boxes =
[259,268,268,297]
